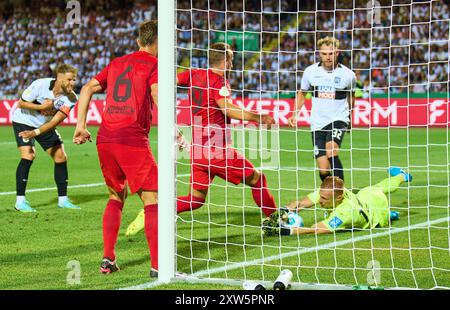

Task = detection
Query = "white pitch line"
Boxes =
[1,165,448,196]
[118,215,450,290]
[0,182,105,196]
[192,216,450,278]
[0,173,193,196]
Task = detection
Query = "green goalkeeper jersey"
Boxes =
[307,187,390,232]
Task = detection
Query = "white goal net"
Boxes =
[165,0,450,289]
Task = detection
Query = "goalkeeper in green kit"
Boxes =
[263,167,412,236]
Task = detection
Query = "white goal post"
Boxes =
[158,0,176,283]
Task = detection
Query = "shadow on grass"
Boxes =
[120,256,150,270]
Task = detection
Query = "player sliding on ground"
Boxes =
[125,42,277,237]
[262,167,412,236]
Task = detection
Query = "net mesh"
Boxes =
[173,0,450,289]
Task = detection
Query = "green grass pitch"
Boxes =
[0,125,449,290]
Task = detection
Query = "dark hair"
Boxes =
[139,20,157,46]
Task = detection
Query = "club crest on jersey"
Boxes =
[334,77,341,85]
[219,86,230,97]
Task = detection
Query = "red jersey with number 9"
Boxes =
[95,51,157,147]
[177,69,232,149]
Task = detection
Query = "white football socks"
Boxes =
[16,196,26,204]
[58,196,68,205]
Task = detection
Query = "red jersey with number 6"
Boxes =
[177,68,232,149]
[95,51,157,147]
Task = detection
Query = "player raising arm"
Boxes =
[263,167,411,236]
[73,20,160,277]
[125,42,277,237]
[288,37,356,182]
[13,64,80,212]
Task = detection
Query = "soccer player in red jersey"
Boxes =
[125,43,278,237]
[73,20,159,276]
[176,42,277,217]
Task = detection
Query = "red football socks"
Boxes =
[144,204,158,270]
[251,174,277,216]
[102,199,124,261]
[176,195,205,214]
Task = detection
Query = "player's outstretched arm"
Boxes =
[18,111,67,139]
[290,221,331,236]
[216,98,275,128]
[74,78,103,144]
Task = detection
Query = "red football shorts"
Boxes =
[190,147,255,190]
[97,143,158,193]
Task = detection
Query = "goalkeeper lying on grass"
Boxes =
[262,167,412,236]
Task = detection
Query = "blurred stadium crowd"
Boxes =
[0,0,449,97]
[0,0,155,96]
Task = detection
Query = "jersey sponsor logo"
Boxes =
[219,86,230,97]
[318,92,336,99]
[328,216,343,229]
[316,86,336,99]
[105,105,135,115]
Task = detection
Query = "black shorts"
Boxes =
[311,121,348,159]
[12,122,63,151]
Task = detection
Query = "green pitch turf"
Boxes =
[0,126,449,290]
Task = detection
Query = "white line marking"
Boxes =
[0,182,106,196]
[1,165,448,196]
[117,215,450,290]
[192,216,450,278]
[0,173,192,196]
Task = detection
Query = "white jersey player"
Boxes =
[289,37,356,182]
[12,64,81,212]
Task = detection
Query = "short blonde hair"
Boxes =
[320,176,344,197]
[317,36,340,50]
[56,64,78,76]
